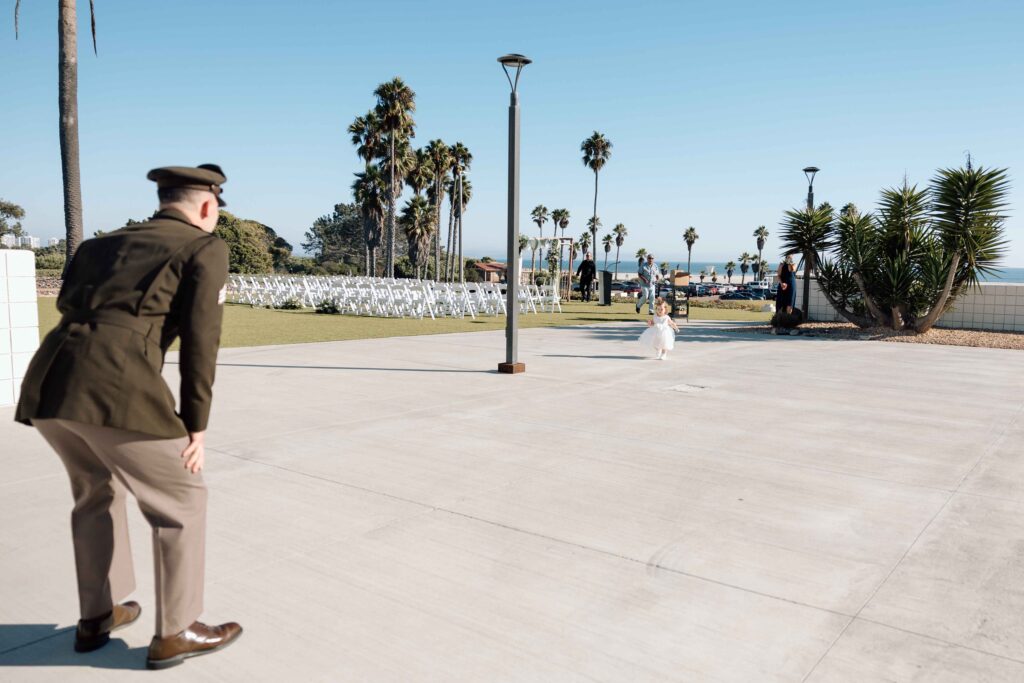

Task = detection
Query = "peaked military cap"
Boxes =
[147,164,227,206]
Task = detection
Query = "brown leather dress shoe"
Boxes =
[74,601,142,653]
[146,621,243,670]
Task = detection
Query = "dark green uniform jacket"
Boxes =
[15,209,229,438]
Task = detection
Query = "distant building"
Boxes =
[473,261,507,283]
[0,234,16,248]
[47,237,60,247]
[18,236,40,249]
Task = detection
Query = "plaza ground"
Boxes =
[2,321,1022,681]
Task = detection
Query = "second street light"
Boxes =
[498,53,530,374]
[803,166,819,211]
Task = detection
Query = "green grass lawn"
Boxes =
[37,298,770,348]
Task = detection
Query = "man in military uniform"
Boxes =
[16,164,243,669]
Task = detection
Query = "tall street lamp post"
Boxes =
[803,166,819,211]
[498,53,531,374]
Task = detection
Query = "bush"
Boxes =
[315,299,343,315]
[272,297,303,310]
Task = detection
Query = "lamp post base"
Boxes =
[498,362,526,374]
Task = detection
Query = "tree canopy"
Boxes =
[216,211,293,274]
[0,199,26,237]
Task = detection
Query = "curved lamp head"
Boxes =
[803,166,820,186]
[498,53,532,94]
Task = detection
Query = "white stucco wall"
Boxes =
[0,250,40,407]
[803,277,1024,332]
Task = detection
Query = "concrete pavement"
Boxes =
[1,321,1023,681]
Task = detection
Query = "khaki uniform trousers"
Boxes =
[35,418,207,637]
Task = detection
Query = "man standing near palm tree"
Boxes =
[636,253,660,314]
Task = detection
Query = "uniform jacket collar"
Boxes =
[154,208,204,231]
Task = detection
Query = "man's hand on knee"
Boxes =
[181,432,206,474]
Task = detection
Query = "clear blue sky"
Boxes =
[3,0,1023,265]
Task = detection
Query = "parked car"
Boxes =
[617,281,641,294]
[718,284,738,293]
[720,291,752,301]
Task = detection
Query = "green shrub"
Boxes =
[315,299,343,315]
[272,297,303,310]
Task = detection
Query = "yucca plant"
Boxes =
[812,164,1009,331]
[779,205,835,320]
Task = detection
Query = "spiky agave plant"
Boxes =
[815,164,1009,331]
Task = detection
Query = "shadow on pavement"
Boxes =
[0,626,145,670]
[175,362,495,374]
[542,354,645,360]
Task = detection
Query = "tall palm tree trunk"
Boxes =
[591,172,599,270]
[686,248,692,278]
[445,180,456,281]
[58,0,84,277]
[457,179,464,282]
[614,245,621,280]
[386,137,397,277]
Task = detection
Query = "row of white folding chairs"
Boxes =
[226,275,550,319]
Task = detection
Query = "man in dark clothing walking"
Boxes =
[576,252,597,302]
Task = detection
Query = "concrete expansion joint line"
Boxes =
[431,507,853,619]
[800,398,1024,682]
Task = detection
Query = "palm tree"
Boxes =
[581,131,612,266]
[554,208,570,238]
[406,148,432,197]
[15,0,98,275]
[579,231,592,258]
[754,225,769,272]
[612,223,627,280]
[635,247,647,263]
[352,164,387,276]
[400,195,433,279]
[780,205,835,320]
[349,110,384,164]
[373,78,416,277]
[423,139,451,281]
[446,175,472,282]
[601,234,613,269]
[445,142,472,281]
[517,234,529,284]
[550,208,569,275]
[683,226,699,276]
[738,252,752,284]
[699,269,706,283]
[725,260,736,283]
[530,205,549,284]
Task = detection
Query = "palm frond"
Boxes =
[89,0,97,55]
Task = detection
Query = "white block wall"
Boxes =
[804,278,1024,332]
[0,250,40,407]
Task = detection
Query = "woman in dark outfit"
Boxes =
[775,257,797,314]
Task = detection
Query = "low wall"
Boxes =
[804,278,1024,332]
[0,250,40,406]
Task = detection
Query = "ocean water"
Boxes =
[569,258,1024,283]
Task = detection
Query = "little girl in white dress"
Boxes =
[638,298,680,360]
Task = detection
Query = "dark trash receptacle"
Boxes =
[599,270,612,305]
